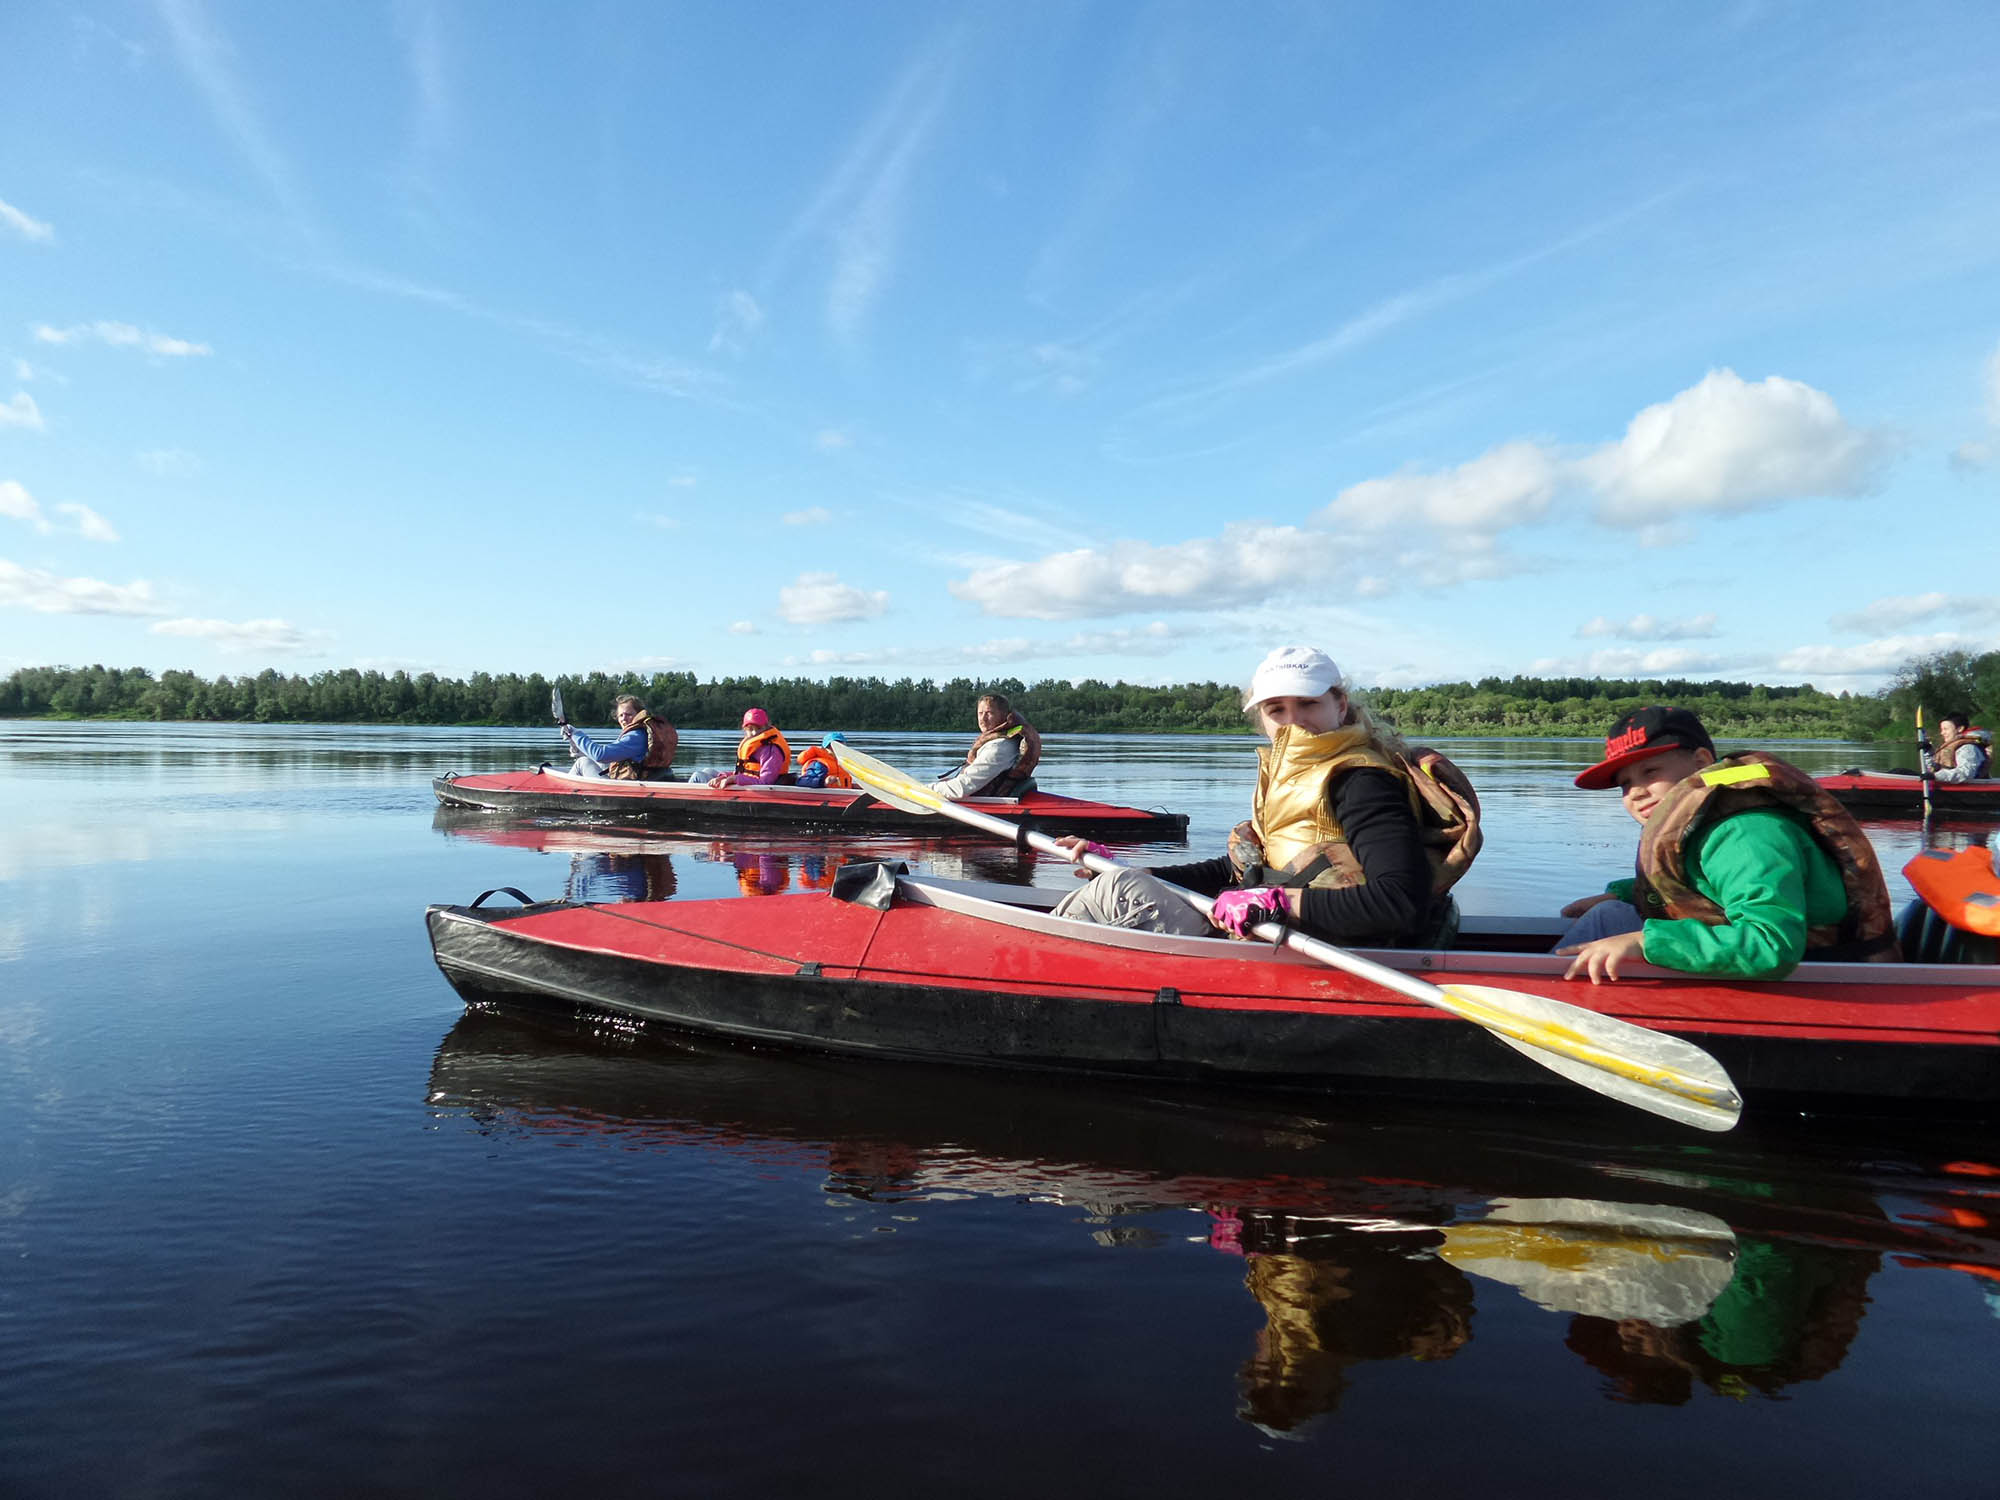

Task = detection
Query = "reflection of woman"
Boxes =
[564,853,677,904]
[1220,1212,1473,1434]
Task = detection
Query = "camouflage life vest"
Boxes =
[1226,724,1482,897]
[736,726,793,777]
[961,715,1041,797]
[1631,752,1898,962]
[1931,729,1991,779]
[602,711,678,781]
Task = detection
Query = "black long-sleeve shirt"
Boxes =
[1150,768,1431,944]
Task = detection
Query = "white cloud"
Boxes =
[951,523,1343,621]
[137,448,200,477]
[1576,612,1718,641]
[1577,369,1885,525]
[783,506,832,526]
[1774,633,1973,677]
[729,620,759,636]
[0,393,43,430]
[56,503,119,542]
[814,428,852,452]
[0,558,163,615]
[1528,647,1723,677]
[0,197,54,243]
[639,513,680,530]
[149,617,326,655]
[786,622,1189,669]
[1321,441,1559,535]
[708,290,764,355]
[33,322,212,357]
[1952,442,1992,473]
[777,571,889,625]
[1829,593,2000,633]
[667,473,697,488]
[0,481,43,528]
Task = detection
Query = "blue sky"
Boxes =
[3,1,1998,696]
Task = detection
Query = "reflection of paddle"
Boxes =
[830,742,1743,1133]
[1437,1198,1737,1325]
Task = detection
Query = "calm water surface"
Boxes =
[3,723,1997,1497]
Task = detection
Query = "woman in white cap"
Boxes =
[1051,645,1438,946]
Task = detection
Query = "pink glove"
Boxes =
[1211,886,1290,937]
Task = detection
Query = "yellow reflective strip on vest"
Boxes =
[1700,763,1771,787]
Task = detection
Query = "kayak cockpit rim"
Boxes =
[881,872,2000,990]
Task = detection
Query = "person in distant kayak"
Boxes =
[1930,712,1992,783]
[708,708,792,788]
[561,694,678,780]
[932,693,1040,800]
[1556,706,1896,983]
[1049,646,1473,947]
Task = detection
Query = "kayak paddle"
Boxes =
[1917,706,1936,841]
[829,741,1743,1133]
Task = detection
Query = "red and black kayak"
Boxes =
[426,869,2000,1120]
[1818,771,2000,818]
[432,766,1189,839]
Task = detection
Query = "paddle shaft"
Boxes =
[830,744,1739,1125]
[1917,706,1936,830]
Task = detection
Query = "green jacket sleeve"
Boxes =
[1639,812,1831,980]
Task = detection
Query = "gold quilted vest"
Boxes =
[1239,725,1416,889]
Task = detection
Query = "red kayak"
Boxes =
[432,766,1189,839]
[1818,771,2000,818]
[426,868,2000,1122]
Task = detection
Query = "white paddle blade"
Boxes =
[1441,983,1742,1132]
[831,743,945,816]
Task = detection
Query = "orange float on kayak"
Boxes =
[1904,847,2000,937]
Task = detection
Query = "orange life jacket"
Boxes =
[1632,752,1898,961]
[1903,847,2000,937]
[736,726,792,778]
[602,711,678,781]
[796,745,854,788]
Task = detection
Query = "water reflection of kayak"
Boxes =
[432,766,1189,839]
[425,1012,2000,1421]
[425,869,2000,1119]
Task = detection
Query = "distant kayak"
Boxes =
[1816,771,2000,818]
[432,765,1190,839]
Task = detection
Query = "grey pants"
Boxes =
[1049,867,1217,937]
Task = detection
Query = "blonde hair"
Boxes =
[1244,685,1408,758]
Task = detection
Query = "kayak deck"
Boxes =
[433,767,1190,839]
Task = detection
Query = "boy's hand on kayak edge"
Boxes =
[1558,930,1646,983]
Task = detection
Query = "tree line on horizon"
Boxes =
[7,652,1994,740]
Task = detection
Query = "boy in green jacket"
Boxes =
[1556,706,1892,983]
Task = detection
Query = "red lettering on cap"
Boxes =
[1604,725,1650,757]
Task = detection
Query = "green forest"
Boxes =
[4,649,1996,741]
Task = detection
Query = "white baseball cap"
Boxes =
[1246,645,1344,707]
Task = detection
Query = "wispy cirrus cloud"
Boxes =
[156,0,315,233]
[0,196,55,244]
[0,558,162,614]
[782,507,832,527]
[393,0,452,221]
[786,622,1190,670]
[777,571,889,625]
[769,30,963,341]
[138,448,201,477]
[150,616,330,655]
[708,291,764,356]
[33,322,212,357]
[1,394,44,430]
[1528,646,1727,678]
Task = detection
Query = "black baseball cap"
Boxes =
[1574,706,1717,789]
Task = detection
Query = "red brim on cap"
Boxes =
[1573,740,1694,790]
